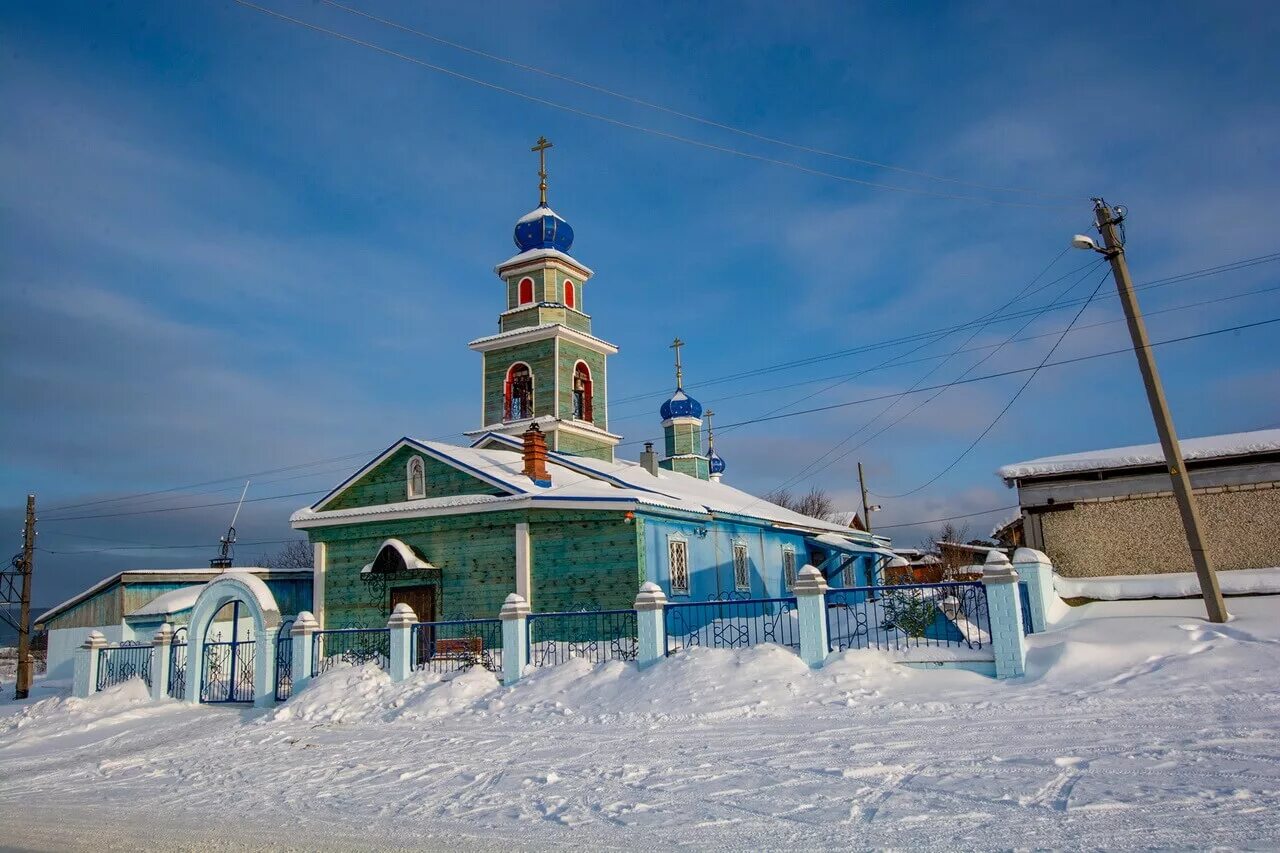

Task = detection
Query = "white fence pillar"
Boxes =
[794,565,830,669]
[151,623,174,701]
[982,564,1027,679]
[73,631,107,698]
[1013,547,1054,633]
[387,603,418,682]
[499,593,530,687]
[634,582,667,668]
[255,625,279,708]
[291,611,318,695]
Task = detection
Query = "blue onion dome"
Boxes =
[514,205,574,253]
[660,388,703,420]
[709,449,726,475]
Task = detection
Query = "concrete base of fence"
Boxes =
[291,611,319,696]
[151,624,174,701]
[387,604,418,683]
[73,631,107,699]
[1013,548,1055,633]
[499,593,530,687]
[982,565,1028,679]
[794,566,829,669]
[901,659,998,677]
[634,583,667,669]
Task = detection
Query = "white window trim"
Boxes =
[782,545,797,591]
[667,535,690,596]
[517,276,535,306]
[732,541,751,592]
[406,455,426,500]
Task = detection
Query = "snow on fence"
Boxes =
[663,597,801,655]
[826,582,991,654]
[526,609,638,667]
[312,628,391,677]
[96,641,153,691]
[413,618,504,675]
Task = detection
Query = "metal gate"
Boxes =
[274,618,294,701]
[1018,582,1035,635]
[168,627,188,699]
[200,600,256,703]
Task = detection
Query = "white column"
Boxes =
[291,611,319,694]
[151,623,174,701]
[312,541,327,629]
[387,603,418,682]
[254,625,279,708]
[982,564,1027,679]
[499,593,530,687]
[514,523,532,607]
[1013,547,1055,633]
[794,565,829,669]
[633,582,667,668]
[73,631,108,698]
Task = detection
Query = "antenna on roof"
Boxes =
[211,481,250,569]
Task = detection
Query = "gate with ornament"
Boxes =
[184,572,282,708]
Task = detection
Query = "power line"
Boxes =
[872,505,1021,531]
[40,489,328,523]
[233,0,1070,209]
[36,538,300,556]
[320,0,1076,201]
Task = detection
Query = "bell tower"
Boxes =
[466,138,621,462]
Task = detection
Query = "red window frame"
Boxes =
[518,277,534,305]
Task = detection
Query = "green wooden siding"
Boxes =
[664,421,702,458]
[482,339,557,426]
[323,446,503,512]
[554,430,615,462]
[557,340,608,429]
[40,583,122,630]
[310,508,639,625]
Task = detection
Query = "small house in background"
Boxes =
[35,567,312,681]
[998,428,1280,578]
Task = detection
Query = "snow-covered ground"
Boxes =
[2,596,1279,851]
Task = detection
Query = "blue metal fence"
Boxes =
[274,618,294,701]
[413,618,503,675]
[96,642,152,691]
[311,628,391,677]
[826,582,991,653]
[526,609,638,667]
[169,627,187,699]
[664,597,800,655]
[1018,582,1034,635]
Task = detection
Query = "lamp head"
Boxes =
[1071,234,1102,252]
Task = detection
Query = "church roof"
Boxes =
[660,388,703,421]
[292,434,865,539]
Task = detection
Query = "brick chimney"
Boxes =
[640,441,659,476]
[521,423,551,485]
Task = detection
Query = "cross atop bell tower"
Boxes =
[532,136,553,206]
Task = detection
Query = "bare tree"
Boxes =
[763,486,842,522]
[258,539,313,569]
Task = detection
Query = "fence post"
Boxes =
[794,565,830,669]
[255,625,279,709]
[633,582,667,668]
[291,611,319,695]
[387,603,418,683]
[151,623,174,701]
[982,563,1027,679]
[1012,547,1054,633]
[499,593,530,687]
[73,630,107,698]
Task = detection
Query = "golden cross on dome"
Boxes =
[531,136,553,206]
[670,337,685,390]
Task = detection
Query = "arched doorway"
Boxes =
[185,572,282,707]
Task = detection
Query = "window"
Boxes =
[842,556,856,588]
[406,455,426,500]
[564,280,576,309]
[732,542,751,591]
[572,361,593,422]
[504,363,534,421]
[668,537,690,595]
[782,546,798,591]
[518,277,534,305]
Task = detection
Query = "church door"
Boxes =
[390,585,436,623]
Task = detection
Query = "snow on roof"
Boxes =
[466,323,617,352]
[494,247,594,276]
[127,585,203,619]
[989,510,1023,539]
[998,428,1280,482]
[294,437,862,537]
[516,205,560,224]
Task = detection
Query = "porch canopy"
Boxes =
[805,533,897,582]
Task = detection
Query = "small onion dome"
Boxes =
[514,205,574,253]
[660,388,703,421]
[708,448,726,476]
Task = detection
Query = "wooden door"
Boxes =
[390,585,435,622]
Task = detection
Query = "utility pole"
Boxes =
[15,495,35,699]
[1090,199,1228,623]
[858,462,873,534]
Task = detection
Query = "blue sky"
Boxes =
[3,0,1278,609]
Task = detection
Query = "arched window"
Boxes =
[518,277,534,305]
[406,455,426,499]
[505,363,534,421]
[572,361,593,422]
[564,280,576,310]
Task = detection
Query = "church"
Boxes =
[290,140,894,629]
